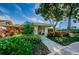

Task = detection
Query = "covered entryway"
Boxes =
[38,26,45,35]
[33,23,51,36]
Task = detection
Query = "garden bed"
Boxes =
[0,34,50,55]
[49,37,79,46]
[33,42,50,55]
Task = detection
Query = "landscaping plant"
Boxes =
[0,35,41,55]
[21,22,33,34]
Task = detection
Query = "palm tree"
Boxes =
[35,3,64,34]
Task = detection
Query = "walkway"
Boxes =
[41,36,63,55]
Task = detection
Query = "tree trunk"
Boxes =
[67,16,71,33]
[49,19,58,36]
[53,21,58,36]
[53,26,56,36]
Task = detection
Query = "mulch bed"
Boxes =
[60,42,71,46]
[33,42,51,55]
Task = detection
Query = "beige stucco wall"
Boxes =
[34,26,38,34]
[45,27,48,36]
[33,25,48,36]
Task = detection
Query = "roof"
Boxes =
[0,19,13,25]
[0,19,12,23]
[33,23,51,27]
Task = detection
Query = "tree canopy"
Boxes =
[62,3,79,32]
[35,3,79,33]
[35,3,64,32]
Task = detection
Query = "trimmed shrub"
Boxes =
[49,37,79,45]
[21,22,33,34]
[12,34,41,45]
[0,35,41,55]
[47,32,69,37]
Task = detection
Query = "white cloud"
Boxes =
[0,15,14,24]
[0,7,9,14]
[22,14,28,19]
[34,4,40,9]
[14,4,30,21]
[13,4,45,24]
[22,13,50,24]
[26,16,45,23]
[30,17,38,23]
[14,4,22,12]
[33,4,40,13]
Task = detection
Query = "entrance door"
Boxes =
[38,26,45,35]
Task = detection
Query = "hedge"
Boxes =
[49,37,79,45]
[0,34,41,55]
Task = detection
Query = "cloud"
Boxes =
[22,13,50,24]
[14,4,22,12]
[0,7,9,14]
[0,4,49,25]
[25,16,46,23]
[34,4,40,9]
[22,14,29,19]
[13,4,44,24]
[32,4,40,13]
[14,4,30,20]
[0,15,14,24]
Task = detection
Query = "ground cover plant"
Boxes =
[0,34,50,55]
[48,29,79,46]
[49,37,79,46]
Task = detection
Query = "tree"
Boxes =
[21,22,33,34]
[35,3,64,35]
[62,3,79,33]
[72,26,76,29]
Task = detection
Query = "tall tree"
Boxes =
[21,22,33,34]
[62,3,79,33]
[35,3,64,34]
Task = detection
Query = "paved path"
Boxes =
[41,36,63,55]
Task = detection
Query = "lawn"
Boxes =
[0,34,50,55]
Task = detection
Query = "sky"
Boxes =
[0,3,46,24]
[0,3,79,29]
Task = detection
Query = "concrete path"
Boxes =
[41,36,63,55]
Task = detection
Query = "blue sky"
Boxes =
[0,3,45,24]
[0,3,79,29]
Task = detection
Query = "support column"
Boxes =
[41,27,44,35]
[45,27,48,36]
[34,26,38,35]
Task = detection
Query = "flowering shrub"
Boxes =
[47,32,69,37]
